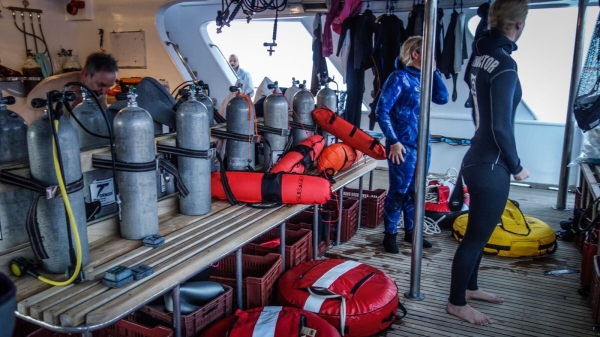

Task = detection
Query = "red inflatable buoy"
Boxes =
[199,306,341,337]
[278,259,405,337]
[312,108,386,160]
[211,171,332,205]
[271,135,325,174]
[317,143,363,176]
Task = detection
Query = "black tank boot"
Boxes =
[383,233,399,254]
[404,230,433,248]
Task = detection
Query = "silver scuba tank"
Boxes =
[0,93,28,164]
[292,83,315,146]
[226,87,255,171]
[113,88,158,240]
[27,109,89,274]
[0,92,34,252]
[284,77,300,111]
[263,82,289,171]
[316,82,338,146]
[177,85,211,215]
[194,82,215,126]
[72,91,118,219]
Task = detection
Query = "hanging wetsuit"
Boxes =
[312,14,329,95]
[449,29,523,306]
[405,5,444,65]
[375,65,448,237]
[463,2,490,111]
[369,14,406,130]
[322,0,343,58]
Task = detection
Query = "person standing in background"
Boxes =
[446,0,530,326]
[376,36,449,254]
[229,54,254,98]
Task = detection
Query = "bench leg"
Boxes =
[236,248,243,310]
[280,222,286,272]
[172,285,181,337]
[313,204,319,258]
[336,187,344,246]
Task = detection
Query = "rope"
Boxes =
[307,288,347,336]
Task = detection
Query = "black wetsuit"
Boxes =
[449,29,523,306]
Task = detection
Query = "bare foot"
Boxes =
[466,289,504,304]
[446,302,492,325]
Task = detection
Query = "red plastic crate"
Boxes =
[591,256,600,324]
[136,284,233,337]
[287,222,329,255]
[323,198,359,243]
[343,188,386,228]
[242,228,313,269]
[209,253,282,309]
[26,319,173,337]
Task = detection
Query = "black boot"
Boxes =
[404,231,433,248]
[383,233,399,254]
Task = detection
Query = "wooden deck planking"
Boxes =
[329,168,594,337]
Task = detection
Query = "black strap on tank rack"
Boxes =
[211,129,263,144]
[0,170,85,260]
[289,121,317,132]
[257,124,290,137]
[157,158,189,198]
[92,158,190,198]
[156,143,216,160]
[92,158,156,172]
[214,112,227,124]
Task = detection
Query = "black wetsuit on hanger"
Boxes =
[449,29,523,306]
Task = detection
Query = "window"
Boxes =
[468,7,600,123]
[207,19,346,92]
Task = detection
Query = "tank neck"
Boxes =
[127,89,138,107]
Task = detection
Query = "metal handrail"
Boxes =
[166,41,198,82]
[208,43,239,80]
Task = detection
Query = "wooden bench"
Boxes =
[7,155,376,334]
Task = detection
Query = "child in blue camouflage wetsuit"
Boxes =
[376,36,449,254]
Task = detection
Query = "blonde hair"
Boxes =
[400,36,422,67]
[488,0,528,36]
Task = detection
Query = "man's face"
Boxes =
[80,70,117,95]
[229,56,239,71]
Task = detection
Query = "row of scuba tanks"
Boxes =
[0,76,338,278]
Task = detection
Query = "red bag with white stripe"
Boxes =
[278,259,406,337]
[199,306,341,337]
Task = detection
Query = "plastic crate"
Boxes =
[287,222,329,255]
[209,253,282,309]
[323,198,359,243]
[26,319,173,337]
[591,255,600,324]
[137,284,233,337]
[288,209,334,255]
[343,188,386,228]
[242,228,313,270]
[581,230,599,287]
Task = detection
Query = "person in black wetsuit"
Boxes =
[446,0,530,326]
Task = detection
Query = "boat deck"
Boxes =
[328,168,594,337]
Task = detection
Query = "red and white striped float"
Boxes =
[277,259,405,336]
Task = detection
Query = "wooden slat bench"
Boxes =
[7,156,376,334]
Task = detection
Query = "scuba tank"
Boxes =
[0,92,28,163]
[284,77,300,110]
[316,78,338,146]
[71,90,110,149]
[292,82,315,146]
[0,92,34,252]
[263,81,289,171]
[72,90,116,220]
[62,50,82,73]
[195,82,215,126]
[113,88,158,240]
[226,86,255,171]
[176,85,211,215]
[27,92,89,274]
[22,50,43,95]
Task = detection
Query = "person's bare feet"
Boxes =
[446,302,492,325]
[466,289,504,303]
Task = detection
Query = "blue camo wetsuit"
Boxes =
[376,65,449,235]
[449,29,523,306]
